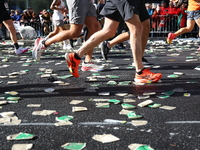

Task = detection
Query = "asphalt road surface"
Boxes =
[0,38,200,150]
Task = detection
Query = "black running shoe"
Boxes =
[101,41,110,60]
[114,43,125,50]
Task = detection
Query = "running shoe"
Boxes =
[15,47,28,54]
[81,62,104,72]
[32,38,46,61]
[63,44,73,50]
[134,68,162,83]
[113,43,125,50]
[74,38,82,46]
[132,57,154,66]
[101,41,110,60]
[167,33,177,44]
[65,53,80,77]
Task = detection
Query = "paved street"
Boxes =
[0,38,200,150]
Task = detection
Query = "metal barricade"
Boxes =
[150,15,199,38]
[20,21,54,37]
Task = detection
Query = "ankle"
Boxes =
[107,42,111,49]
[136,68,145,75]
[42,40,47,48]
[74,53,81,60]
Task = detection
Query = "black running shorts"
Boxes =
[0,1,11,24]
[100,0,149,22]
[139,0,150,22]
[100,0,140,22]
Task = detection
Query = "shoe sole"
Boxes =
[81,67,103,72]
[16,48,29,55]
[167,33,175,44]
[134,74,162,83]
[32,38,41,60]
[134,78,153,83]
[167,38,172,44]
[101,42,108,60]
[65,53,79,77]
[21,48,29,54]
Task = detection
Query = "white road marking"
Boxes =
[166,121,200,124]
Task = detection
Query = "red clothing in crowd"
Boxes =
[168,6,178,15]
[160,6,169,15]
[176,7,187,27]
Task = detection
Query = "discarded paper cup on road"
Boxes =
[7,132,36,140]
[44,88,55,93]
[11,143,33,150]
[127,112,142,119]
[0,111,15,117]
[128,143,154,150]
[5,91,18,95]
[7,97,21,101]
[138,100,153,107]
[56,115,74,122]
[148,103,161,108]
[61,142,86,150]
[121,103,136,109]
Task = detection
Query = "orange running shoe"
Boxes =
[134,68,162,83]
[65,53,80,77]
[167,33,177,44]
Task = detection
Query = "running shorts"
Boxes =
[0,1,11,23]
[53,20,65,26]
[187,10,200,20]
[100,0,149,22]
[66,0,97,24]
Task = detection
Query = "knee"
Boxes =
[130,26,143,36]
[70,31,81,38]
[103,30,116,39]
[88,22,100,33]
[186,27,193,32]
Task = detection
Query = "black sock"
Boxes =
[14,43,19,49]
[70,39,74,48]
[137,68,145,75]
[74,53,81,60]
[42,40,47,47]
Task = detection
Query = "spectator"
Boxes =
[20,9,29,22]
[167,1,179,31]
[158,1,169,33]
[27,7,37,22]
[160,1,169,16]
[168,1,177,15]
[176,2,188,28]
[146,3,154,16]
[151,4,162,32]
[40,9,52,35]
[10,9,15,19]
[12,9,22,22]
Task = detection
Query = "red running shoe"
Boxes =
[167,33,177,44]
[134,68,162,83]
[65,53,80,77]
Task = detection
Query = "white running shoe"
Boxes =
[32,38,46,61]
[81,62,104,72]
[63,44,73,50]
[15,47,28,54]
[74,38,82,46]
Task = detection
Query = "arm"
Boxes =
[50,0,64,11]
